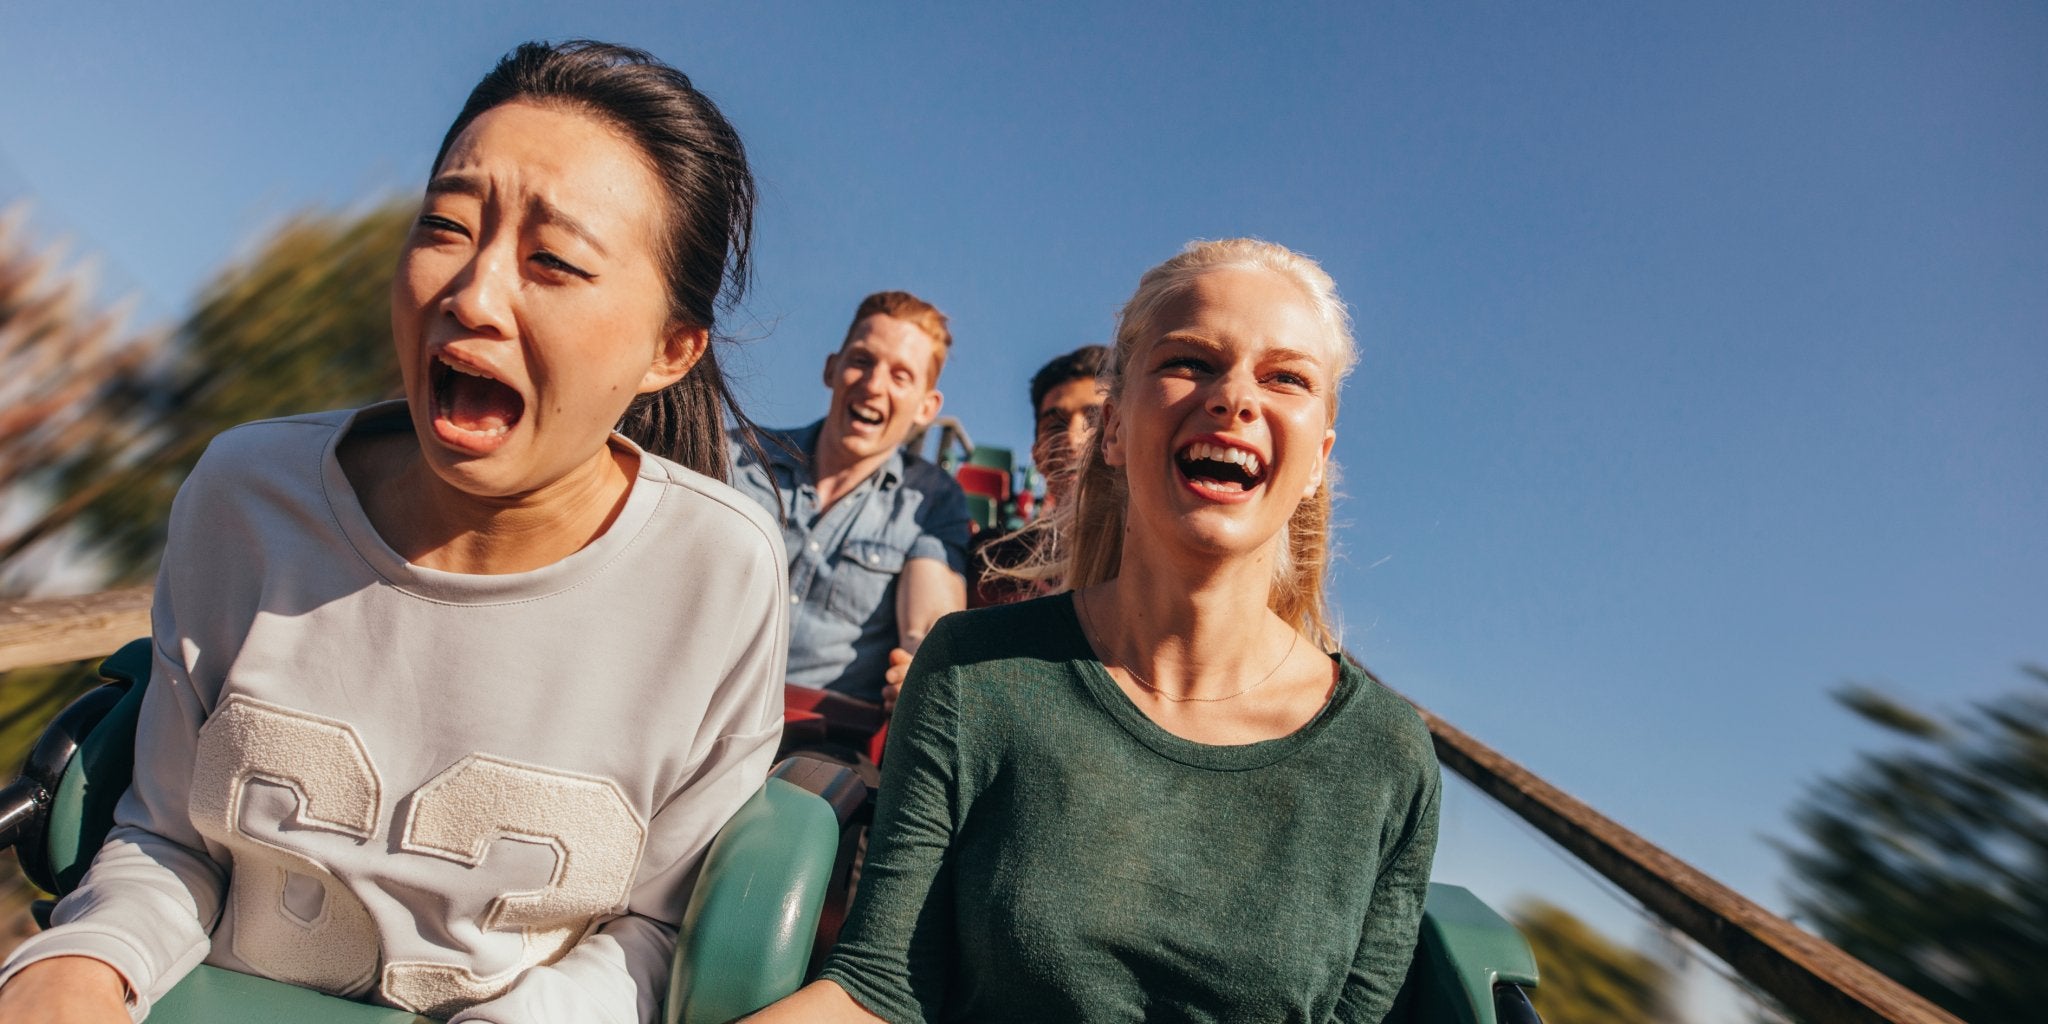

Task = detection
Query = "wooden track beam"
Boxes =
[0,585,151,673]
[1413,699,1966,1024]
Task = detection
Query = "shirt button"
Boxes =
[868,554,880,564]
[809,541,820,552]
[789,593,800,603]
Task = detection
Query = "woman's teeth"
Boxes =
[1182,441,1262,477]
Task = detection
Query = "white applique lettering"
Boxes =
[382,755,647,1017]
[190,695,381,996]
[189,699,651,1015]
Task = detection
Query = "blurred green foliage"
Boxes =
[0,205,162,594]
[1512,900,1674,1024]
[0,203,410,950]
[1780,666,2048,1023]
[5,202,411,583]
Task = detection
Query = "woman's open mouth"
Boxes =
[430,356,525,454]
[1176,440,1266,500]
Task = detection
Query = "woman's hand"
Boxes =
[0,956,130,1023]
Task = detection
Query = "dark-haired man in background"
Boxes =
[1026,344,1109,511]
[962,343,1107,609]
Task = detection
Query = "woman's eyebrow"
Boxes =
[527,197,610,258]
[1265,347,1322,365]
[1154,332,1220,351]
[421,175,608,259]
[425,172,485,199]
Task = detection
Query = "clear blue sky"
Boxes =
[4,2,2043,1010]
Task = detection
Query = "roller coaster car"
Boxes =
[2,642,1543,1024]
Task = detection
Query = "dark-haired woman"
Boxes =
[754,239,1440,1023]
[0,41,784,1024]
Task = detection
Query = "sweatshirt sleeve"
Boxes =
[816,618,966,1024]
[1333,755,1442,1023]
[450,529,788,1024]
[0,579,231,1021]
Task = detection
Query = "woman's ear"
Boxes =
[1100,398,1126,468]
[640,324,709,393]
[1304,427,1335,498]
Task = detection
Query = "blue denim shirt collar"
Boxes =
[764,419,904,492]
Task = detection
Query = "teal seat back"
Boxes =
[44,638,151,895]
[1390,883,1542,1024]
[667,775,843,1024]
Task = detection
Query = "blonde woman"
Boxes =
[755,239,1440,1023]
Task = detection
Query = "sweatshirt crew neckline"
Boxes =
[319,401,667,606]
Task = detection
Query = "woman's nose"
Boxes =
[1207,372,1257,422]
[442,248,515,337]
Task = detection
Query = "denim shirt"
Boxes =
[728,421,970,701]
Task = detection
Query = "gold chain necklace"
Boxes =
[1076,588,1300,704]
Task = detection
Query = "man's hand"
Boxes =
[0,956,130,1024]
[882,647,913,715]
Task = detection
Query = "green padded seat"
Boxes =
[152,966,432,1024]
[43,638,150,894]
[668,776,842,1024]
[1391,883,1542,1024]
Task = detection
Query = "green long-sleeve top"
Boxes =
[820,594,1442,1023]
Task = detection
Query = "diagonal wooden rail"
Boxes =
[0,587,1972,1023]
[0,586,152,673]
[1413,703,1967,1024]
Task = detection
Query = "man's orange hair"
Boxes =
[844,290,953,385]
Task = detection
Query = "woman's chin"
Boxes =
[412,435,541,503]
[1136,506,1286,565]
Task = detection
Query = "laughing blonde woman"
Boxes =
[754,239,1441,1024]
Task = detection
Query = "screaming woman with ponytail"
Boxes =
[0,40,787,1024]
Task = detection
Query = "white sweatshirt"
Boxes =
[0,404,788,1023]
